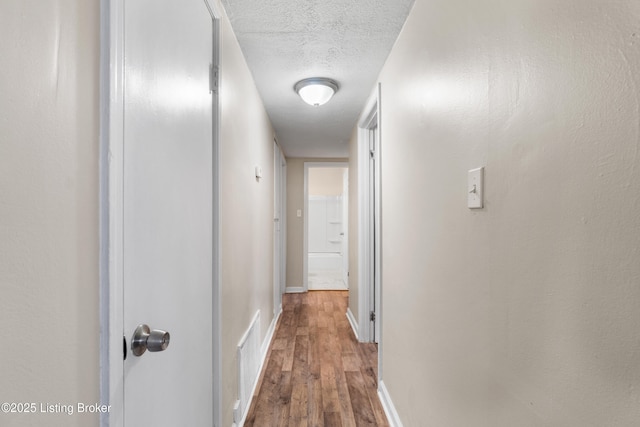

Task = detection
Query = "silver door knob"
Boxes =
[131,324,170,357]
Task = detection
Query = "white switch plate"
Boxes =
[468,167,484,209]
[255,166,262,179]
[296,209,302,218]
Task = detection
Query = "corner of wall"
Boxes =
[378,380,404,427]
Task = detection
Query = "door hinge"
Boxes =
[370,311,376,322]
[369,149,375,158]
[209,64,219,94]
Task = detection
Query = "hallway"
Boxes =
[245,291,387,426]
[4,0,640,426]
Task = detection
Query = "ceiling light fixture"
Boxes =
[294,77,339,107]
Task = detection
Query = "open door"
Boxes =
[342,168,349,287]
[106,0,220,425]
[122,0,215,424]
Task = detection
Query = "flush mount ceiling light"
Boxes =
[294,77,339,107]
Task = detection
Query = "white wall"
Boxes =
[375,0,640,425]
[308,167,346,196]
[218,6,277,426]
[0,1,100,426]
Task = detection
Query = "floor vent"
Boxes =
[234,310,261,424]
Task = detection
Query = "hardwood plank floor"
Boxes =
[244,291,389,427]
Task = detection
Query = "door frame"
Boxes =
[303,162,349,292]
[341,168,349,286]
[99,1,222,426]
[273,140,286,316]
[356,83,382,348]
[280,152,287,300]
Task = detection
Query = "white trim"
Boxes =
[356,83,382,344]
[285,286,306,294]
[102,0,125,425]
[101,2,222,426]
[341,168,350,288]
[98,3,112,426]
[356,124,370,343]
[207,4,223,426]
[261,306,281,358]
[273,140,283,317]
[374,84,383,375]
[234,308,282,427]
[346,308,359,341]
[378,380,403,427]
[303,164,308,292]
[280,153,288,302]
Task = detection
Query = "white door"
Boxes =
[123,0,214,425]
[341,168,349,287]
[273,141,282,315]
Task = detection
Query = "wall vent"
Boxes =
[234,311,261,424]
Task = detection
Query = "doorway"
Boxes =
[273,140,286,315]
[357,84,381,344]
[304,162,349,291]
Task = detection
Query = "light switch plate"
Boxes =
[468,167,484,209]
[255,166,262,179]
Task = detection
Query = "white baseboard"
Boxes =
[235,308,282,427]
[378,380,403,427]
[346,308,359,341]
[285,286,305,293]
[262,307,281,357]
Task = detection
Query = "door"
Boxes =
[273,141,283,315]
[341,168,349,287]
[123,0,215,425]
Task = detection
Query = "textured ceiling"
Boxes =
[221,0,415,158]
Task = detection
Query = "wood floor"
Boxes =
[244,291,388,427]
